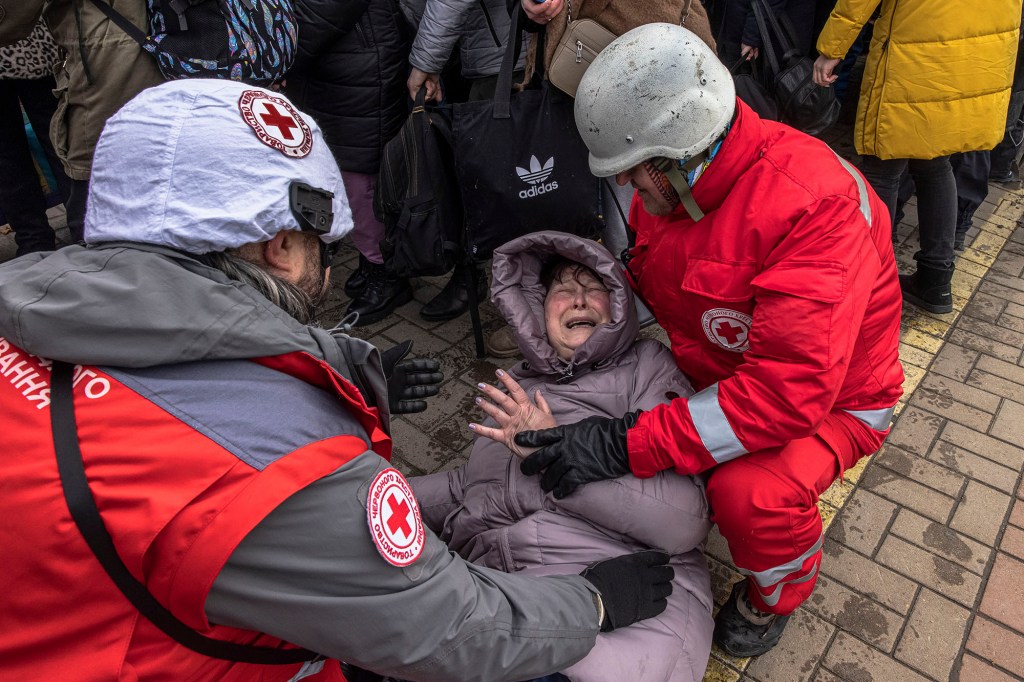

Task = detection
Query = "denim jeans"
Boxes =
[859,154,957,270]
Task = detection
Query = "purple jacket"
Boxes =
[411,232,714,682]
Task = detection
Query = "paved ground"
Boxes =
[4,157,1024,682]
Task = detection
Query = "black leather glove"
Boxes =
[580,550,674,632]
[515,411,640,498]
[380,340,443,414]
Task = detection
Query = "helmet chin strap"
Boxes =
[649,153,710,222]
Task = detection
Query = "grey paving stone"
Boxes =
[895,588,971,681]
[979,280,1024,306]
[821,541,918,614]
[948,327,1022,364]
[991,399,1024,448]
[919,372,1002,413]
[930,439,1019,494]
[825,488,898,556]
[888,406,946,456]
[929,343,980,382]
[803,575,903,651]
[963,291,1009,324]
[951,480,1013,545]
[998,310,1024,334]
[746,608,834,682]
[876,535,983,607]
[874,444,965,497]
[889,509,991,574]
[859,464,957,523]
[968,369,1024,405]
[958,313,1024,348]
[940,421,1024,470]
[908,387,994,431]
[823,632,931,682]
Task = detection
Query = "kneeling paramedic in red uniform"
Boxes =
[515,24,905,657]
[0,79,674,681]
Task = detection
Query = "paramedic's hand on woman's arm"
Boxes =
[470,369,555,458]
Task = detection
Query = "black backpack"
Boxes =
[375,88,463,278]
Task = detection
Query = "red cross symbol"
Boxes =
[259,103,298,140]
[386,493,412,539]
[715,320,746,345]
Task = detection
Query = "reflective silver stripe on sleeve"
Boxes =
[689,383,747,463]
[833,153,872,227]
[843,405,896,431]
[740,534,824,590]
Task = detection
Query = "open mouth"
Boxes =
[566,320,596,330]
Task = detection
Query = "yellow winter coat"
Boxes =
[817,0,1022,159]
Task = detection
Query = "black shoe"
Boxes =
[900,263,954,314]
[420,263,486,322]
[989,167,1021,186]
[344,254,373,298]
[346,262,413,326]
[713,581,791,658]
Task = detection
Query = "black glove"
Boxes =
[515,411,640,498]
[580,550,674,632]
[380,340,443,414]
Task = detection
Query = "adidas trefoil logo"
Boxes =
[515,155,559,199]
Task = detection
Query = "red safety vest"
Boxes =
[0,340,391,681]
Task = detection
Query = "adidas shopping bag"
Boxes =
[452,8,602,260]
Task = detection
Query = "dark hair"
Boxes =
[539,256,603,291]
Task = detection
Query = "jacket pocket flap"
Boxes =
[751,261,847,303]
[681,258,756,302]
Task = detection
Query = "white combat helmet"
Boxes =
[574,23,736,178]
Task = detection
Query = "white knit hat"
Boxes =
[85,79,353,253]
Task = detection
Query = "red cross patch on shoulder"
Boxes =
[701,308,752,353]
[238,90,313,158]
[367,468,425,567]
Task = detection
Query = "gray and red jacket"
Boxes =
[0,244,602,681]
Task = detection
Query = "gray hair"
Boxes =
[197,249,319,325]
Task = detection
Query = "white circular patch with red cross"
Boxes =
[237,90,312,158]
[701,308,752,353]
[366,468,425,567]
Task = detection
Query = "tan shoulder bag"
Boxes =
[546,0,617,98]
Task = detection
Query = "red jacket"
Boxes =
[625,99,905,477]
[0,343,390,681]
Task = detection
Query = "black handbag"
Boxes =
[452,7,603,260]
[731,56,780,122]
[750,0,839,135]
[375,88,463,278]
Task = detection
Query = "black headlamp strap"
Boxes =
[49,360,322,665]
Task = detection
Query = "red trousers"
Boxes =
[705,411,888,615]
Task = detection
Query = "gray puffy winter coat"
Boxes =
[411,232,714,682]
[406,0,524,79]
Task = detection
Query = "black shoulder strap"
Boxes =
[86,0,150,47]
[49,360,321,665]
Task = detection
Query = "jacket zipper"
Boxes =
[861,1,898,152]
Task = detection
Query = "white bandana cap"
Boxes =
[85,79,353,253]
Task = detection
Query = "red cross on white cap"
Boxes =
[238,90,313,158]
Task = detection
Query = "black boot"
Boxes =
[344,254,373,297]
[713,581,791,658]
[900,263,954,314]
[419,263,487,322]
[346,261,413,326]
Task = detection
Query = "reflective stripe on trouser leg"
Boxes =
[740,535,823,610]
[705,432,847,615]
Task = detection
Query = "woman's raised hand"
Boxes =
[469,369,556,458]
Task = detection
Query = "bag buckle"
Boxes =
[575,40,583,63]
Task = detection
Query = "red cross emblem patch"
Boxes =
[366,468,425,567]
[701,308,752,352]
[238,90,313,158]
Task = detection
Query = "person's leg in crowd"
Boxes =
[857,154,908,241]
[708,417,871,657]
[991,30,1024,181]
[898,155,957,313]
[18,76,72,209]
[342,170,413,326]
[950,151,992,251]
[64,178,89,244]
[0,80,57,256]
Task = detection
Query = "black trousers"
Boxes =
[0,77,70,256]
